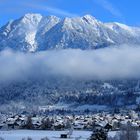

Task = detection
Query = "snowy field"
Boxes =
[0,130,92,140]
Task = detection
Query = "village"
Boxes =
[0,110,140,139]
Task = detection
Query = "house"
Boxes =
[60,134,68,138]
[60,129,73,139]
[104,123,112,131]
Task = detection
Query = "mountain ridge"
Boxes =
[0,13,140,52]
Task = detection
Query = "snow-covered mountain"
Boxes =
[1,13,140,112]
[1,13,140,52]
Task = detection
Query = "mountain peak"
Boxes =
[20,13,43,25]
[83,14,96,20]
[47,15,59,19]
[22,13,42,18]
[82,15,100,25]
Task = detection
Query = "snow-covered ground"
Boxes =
[108,131,118,139]
[0,130,92,140]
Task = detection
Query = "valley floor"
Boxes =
[0,130,92,140]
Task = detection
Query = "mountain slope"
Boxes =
[0,13,140,52]
[0,79,139,112]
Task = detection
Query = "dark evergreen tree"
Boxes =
[41,118,52,130]
[25,116,34,129]
[89,129,107,140]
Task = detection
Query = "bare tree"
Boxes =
[108,121,138,140]
[119,130,138,140]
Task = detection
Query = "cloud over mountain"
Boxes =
[0,45,140,82]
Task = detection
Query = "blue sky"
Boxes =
[0,0,140,27]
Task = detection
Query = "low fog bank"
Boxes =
[0,45,140,82]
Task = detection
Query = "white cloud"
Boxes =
[26,3,77,17]
[92,0,123,18]
[1,45,140,82]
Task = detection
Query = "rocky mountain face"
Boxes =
[0,13,140,52]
